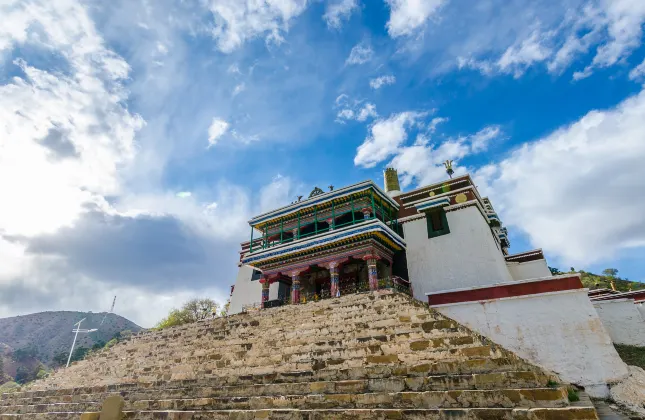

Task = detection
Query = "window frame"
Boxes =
[425,208,450,238]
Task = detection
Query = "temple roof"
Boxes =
[248,180,399,227]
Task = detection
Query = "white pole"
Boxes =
[66,318,84,368]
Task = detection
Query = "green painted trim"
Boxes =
[425,209,450,238]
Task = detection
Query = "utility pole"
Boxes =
[66,318,97,368]
[100,295,117,326]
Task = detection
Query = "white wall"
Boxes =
[229,265,262,314]
[404,206,513,300]
[434,289,629,397]
[593,299,645,346]
[638,303,645,321]
[506,259,552,281]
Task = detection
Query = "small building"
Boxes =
[229,169,551,313]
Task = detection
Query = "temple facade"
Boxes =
[229,169,551,313]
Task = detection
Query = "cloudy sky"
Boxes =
[1,0,644,327]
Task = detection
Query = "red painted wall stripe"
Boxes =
[427,276,584,306]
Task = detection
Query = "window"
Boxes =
[425,209,450,238]
[250,269,262,281]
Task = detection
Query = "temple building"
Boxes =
[229,167,551,313]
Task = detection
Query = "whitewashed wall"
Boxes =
[638,303,645,321]
[229,265,262,314]
[593,299,645,346]
[404,206,513,300]
[506,259,551,281]
[434,289,629,397]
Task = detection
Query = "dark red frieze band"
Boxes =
[427,275,584,306]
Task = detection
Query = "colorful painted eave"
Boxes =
[248,180,399,227]
[241,219,406,266]
[414,197,451,212]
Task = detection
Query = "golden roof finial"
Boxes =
[443,160,454,179]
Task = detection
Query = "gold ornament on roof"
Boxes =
[443,160,454,179]
[455,193,468,204]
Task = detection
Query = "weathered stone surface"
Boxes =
[0,292,598,419]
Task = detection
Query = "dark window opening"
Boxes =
[250,269,262,281]
[426,209,450,238]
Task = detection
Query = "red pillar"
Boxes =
[260,276,270,308]
[290,271,301,304]
[363,254,381,291]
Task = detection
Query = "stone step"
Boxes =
[0,406,601,420]
[2,368,551,405]
[133,339,493,373]
[77,344,517,383]
[100,312,454,355]
[36,354,537,392]
[99,327,479,364]
[2,387,570,413]
[0,372,555,406]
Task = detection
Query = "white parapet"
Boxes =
[593,298,645,347]
[429,278,629,398]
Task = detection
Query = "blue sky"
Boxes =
[1,0,644,326]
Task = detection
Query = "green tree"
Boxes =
[15,366,34,384]
[156,298,220,329]
[602,268,619,278]
[12,347,37,362]
[52,352,68,367]
[549,267,562,275]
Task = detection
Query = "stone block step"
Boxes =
[117,328,482,367]
[6,387,569,413]
[0,407,600,420]
[102,313,461,358]
[0,372,555,407]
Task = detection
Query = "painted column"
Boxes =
[326,218,334,231]
[290,272,301,304]
[363,254,381,291]
[260,277,270,308]
[329,263,340,298]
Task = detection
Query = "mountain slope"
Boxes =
[0,311,141,365]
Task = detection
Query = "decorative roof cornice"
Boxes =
[248,180,399,227]
[241,219,405,265]
[414,197,451,212]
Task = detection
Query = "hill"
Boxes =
[0,311,141,368]
[579,271,645,292]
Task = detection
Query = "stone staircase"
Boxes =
[0,291,598,419]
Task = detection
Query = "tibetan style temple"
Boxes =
[229,168,552,313]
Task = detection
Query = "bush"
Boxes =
[155,298,220,330]
[567,387,580,402]
[0,381,20,393]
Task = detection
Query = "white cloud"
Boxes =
[388,124,501,187]
[207,118,230,147]
[476,87,645,265]
[232,82,246,96]
[369,75,396,89]
[354,111,426,167]
[497,31,553,78]
[0,1,144,237]
[356,103,378,121]
[453,1,645,80]
[176,191,192,198]
[629,58,645,81]
[204,0,309,53]
[346,42,373,65]
[335,98,378,123]
[323,0,358,29]
[385,0,445,38]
